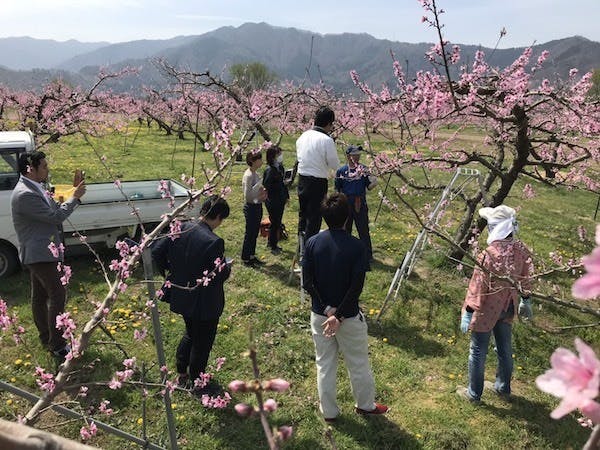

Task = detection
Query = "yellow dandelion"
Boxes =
[14,359,23,365]
[517,366,523,370]
[416,433,422,439]
[383,338,388,343]
[170,318,176,323]
[222,325,229,330]
[24,362,31,367]
[171,403,177,410]
[6,399,13,406]
[437,333,442,337]
[137,418,144,425]
[448,374,456,380]
[25,354,31,359]
[110,329,116,335]
[10,377,16,383]
[265,305,272,310]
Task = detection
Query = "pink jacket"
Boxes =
[462,239,533,333]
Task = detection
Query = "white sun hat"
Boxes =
[478,205,517,244]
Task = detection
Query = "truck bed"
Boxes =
[59,179,189,233]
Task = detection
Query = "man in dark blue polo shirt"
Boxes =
[302,192,388,422]
[335,145,377,261]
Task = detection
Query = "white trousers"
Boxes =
[310,311,376,418]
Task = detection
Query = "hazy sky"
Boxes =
[2,0,599,48]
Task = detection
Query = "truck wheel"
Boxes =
[0,242,19,278]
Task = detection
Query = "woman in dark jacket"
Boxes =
[262,145,289,254]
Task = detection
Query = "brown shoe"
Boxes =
[355,402,389,415]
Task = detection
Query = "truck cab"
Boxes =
[0,131,35,277]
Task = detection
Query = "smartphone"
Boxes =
[73,169,86,186]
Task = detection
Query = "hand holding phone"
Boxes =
[73,169,86,187]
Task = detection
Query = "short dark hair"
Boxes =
[266,145,281,166]
[246,151,262,166]
[18,151,46,175]
[200,195,230,220]
[321,192,349,229]
[314,106,335,128]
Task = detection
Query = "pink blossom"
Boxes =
[79,386,89,397]
[580,399,600,424]
[34,367,56,392]
[215,357,226,371]
[133,328,148,341]
[58,264,72,286]
[47,242,64,258]
[99,400,114,415]
[123,357,136,369]
[522,183,536,199]
[572,225,600,299]
[536,338,600,419]
[80,421,97,441]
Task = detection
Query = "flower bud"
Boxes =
[264,378,290,392]
[234,403,254,417]
[263,398,277,412]
[276,425,293,441]
[228,380,247,392]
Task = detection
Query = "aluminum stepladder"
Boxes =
[288,231,306,302]
[376,167,486,321]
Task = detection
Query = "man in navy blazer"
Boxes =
[152,195,232,392]
[303,192,388,421]
[11,151,86,358]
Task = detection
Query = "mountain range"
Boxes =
[0,22,598,94]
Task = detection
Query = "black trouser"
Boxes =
[27,262,67,352]
[297,175,328,240]
[241,202,263,260]
[345,196,373,259]
[176,316,219,380]
[266,198,286,249]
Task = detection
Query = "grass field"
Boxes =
[1,124,599,449]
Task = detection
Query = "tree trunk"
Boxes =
[449,107,531,260]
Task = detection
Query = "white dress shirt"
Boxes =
[296,129,340,179]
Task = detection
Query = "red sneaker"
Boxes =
[355,402,389,415]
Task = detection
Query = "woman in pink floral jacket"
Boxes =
[457,205,534,403]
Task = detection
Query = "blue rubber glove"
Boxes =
[460,311,473,333]
[518,297,533,321]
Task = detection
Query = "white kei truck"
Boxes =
[0,131,189,277]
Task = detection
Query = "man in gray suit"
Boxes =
[11,151,85,359]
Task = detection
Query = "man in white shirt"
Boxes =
[296,106,340,240]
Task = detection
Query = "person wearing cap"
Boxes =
[335,145,377,261]
[456,205,534,404]
[296,106,340,241]
[303,192,388,422]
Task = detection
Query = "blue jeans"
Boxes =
[467,313,513,401]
